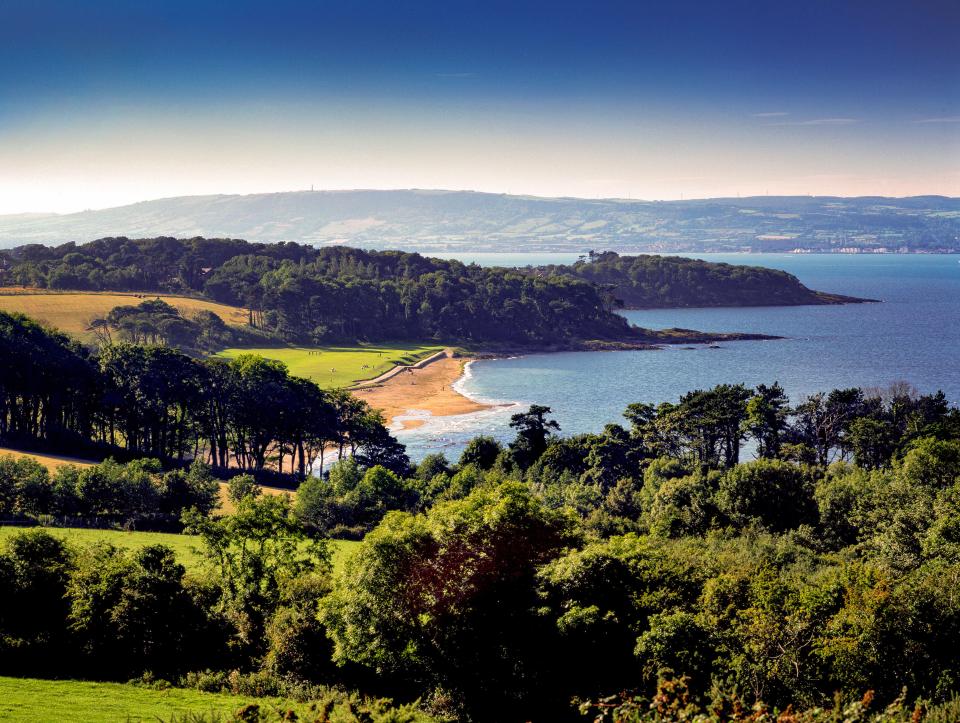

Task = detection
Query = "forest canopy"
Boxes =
[0,237,843,347]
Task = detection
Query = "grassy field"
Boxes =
[0,676,327,722]
[0,288,249,341]
[217,343,445,388]
[0,526,359,573]
[0,447,96,470]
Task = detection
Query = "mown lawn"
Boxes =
[0,676,316,722]
[0,526,359,573]
[216,343,445,388]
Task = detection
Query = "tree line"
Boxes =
[0,236,829,347]
[0,311,406,480]
[0,457,219,529]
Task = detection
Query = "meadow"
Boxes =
[0,676,328,722]
[0,288,249,341]
[216,343,445,387]
[0,526,359,573]
[0,447,96,470]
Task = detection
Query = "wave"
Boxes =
[452,358,523,408]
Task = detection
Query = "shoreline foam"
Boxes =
[351,353,495,429]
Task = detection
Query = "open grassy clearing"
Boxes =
[0,447,96,470]
[216,343,445,388]
[0,526,359,573]
[0,288,249,341]
[0,676,327,722]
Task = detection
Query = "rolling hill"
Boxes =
[0,190,957,252]
[0,289,249,341]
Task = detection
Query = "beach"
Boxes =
[352,352,491,429]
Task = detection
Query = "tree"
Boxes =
[848,417,897,469]
[458,436,503,470]
[745,383,789,459]
[67,544,212,678]
[321,482,574,717]
[716,459,817,532]
[509,405,560,469]
[183,493,329,652]
[0,530,75,673]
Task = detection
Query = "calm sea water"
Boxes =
[397,254,960,461]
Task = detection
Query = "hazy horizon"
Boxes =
[5,187,960,219]
[2,0,958,215]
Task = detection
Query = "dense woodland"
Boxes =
[0,237,834,346]
[3,349,960,719]
[0,311,406,483]
[554,251,862,308]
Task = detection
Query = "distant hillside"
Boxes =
[0,190,958,252]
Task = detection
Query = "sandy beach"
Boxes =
[352,353,491,429]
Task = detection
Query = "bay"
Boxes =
[397,253,960,461]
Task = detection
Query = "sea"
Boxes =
[395,253,960,462]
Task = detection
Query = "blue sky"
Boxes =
[1,0,958,212]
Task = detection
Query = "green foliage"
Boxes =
[1,310,402,480]
[716,459,817,532]
[294,463,420,539]
[0,529,74,672]
[0,455,219,528]
[556,250,835,309]
[184,494,330,652]
[321,482,575,716]
[508,404,561,469]
[458,435,503,470]
[92,298,245,352]
[5,237,662,345]
[67,543,216,678]
[3,376,960,719]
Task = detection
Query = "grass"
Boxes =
[216,343,445,388]
[0,447,96,470]
[0,288,249,341]
[0,526,360,574]
[0,676,322,722]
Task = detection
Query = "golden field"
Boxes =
[0,288,249,340]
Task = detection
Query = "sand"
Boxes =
[352,354,490,429]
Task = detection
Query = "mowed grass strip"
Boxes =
[0,676,315,722]
[0,289,249,341]
[0,526,359,573]
[216,343,444,388]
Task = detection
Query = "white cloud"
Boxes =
[913,116,960,124]
[752,111,788,117]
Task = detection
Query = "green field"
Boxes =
[216,343,445,388]
[0,676,326,722]
[0,526,359,573]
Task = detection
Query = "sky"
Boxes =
[0,0,958,214]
